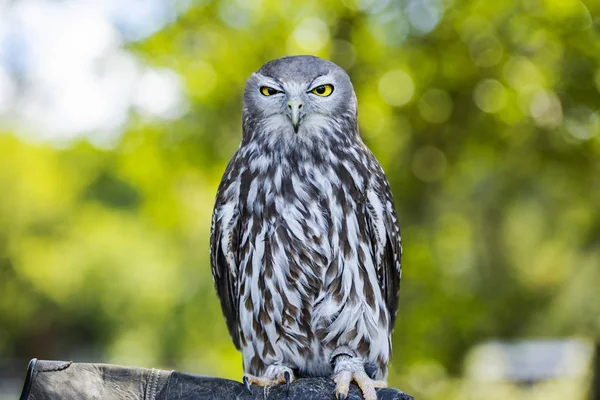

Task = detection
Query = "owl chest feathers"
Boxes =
[238,143,368,286]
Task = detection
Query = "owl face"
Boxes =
[243,56,358,140]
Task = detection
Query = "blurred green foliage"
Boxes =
[1,0,600,398]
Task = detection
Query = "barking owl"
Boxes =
[210,56,402,400]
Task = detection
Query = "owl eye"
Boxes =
[260,86,281,96]
[310,84,334,97]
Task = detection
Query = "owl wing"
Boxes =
[210,155,242,350]
[365,159,402,333]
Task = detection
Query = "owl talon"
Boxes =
[242,366,295,394]
[243,376,252,393]
[334,370,352,400]
[332,355,383,400]
[284,371,291,395]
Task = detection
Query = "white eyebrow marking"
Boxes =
[254,73,284,91]
[308,74,334,91]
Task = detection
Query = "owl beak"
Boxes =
[287,99,303,133]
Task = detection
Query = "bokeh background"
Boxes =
[1,0,600,398]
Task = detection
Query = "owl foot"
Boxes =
[332,351,387,400]
[242,365,295,395]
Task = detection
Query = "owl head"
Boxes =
[242,56,358,144]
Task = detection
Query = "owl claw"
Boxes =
[242,367,295,395]
[243,376,252,394]
[284,371,291,395]
[337,393,346,400]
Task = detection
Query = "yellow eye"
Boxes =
[260,86,280,96]
[310,84,334,97]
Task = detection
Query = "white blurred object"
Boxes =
[0,66,15,114]
[465,339,593,382]
[0,0,189,146]
[463,339,594,400]
[133,68,188,121]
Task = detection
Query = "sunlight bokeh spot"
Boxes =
[378,69,415,107]
[368,9,410,46]
[473,79,507,114]
[291,18,330,53]
[503,56,544,92]
[565,107,599,141]
[406,0,443,35]
[529,89,562,128]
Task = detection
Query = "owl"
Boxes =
[210,56,402,400]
